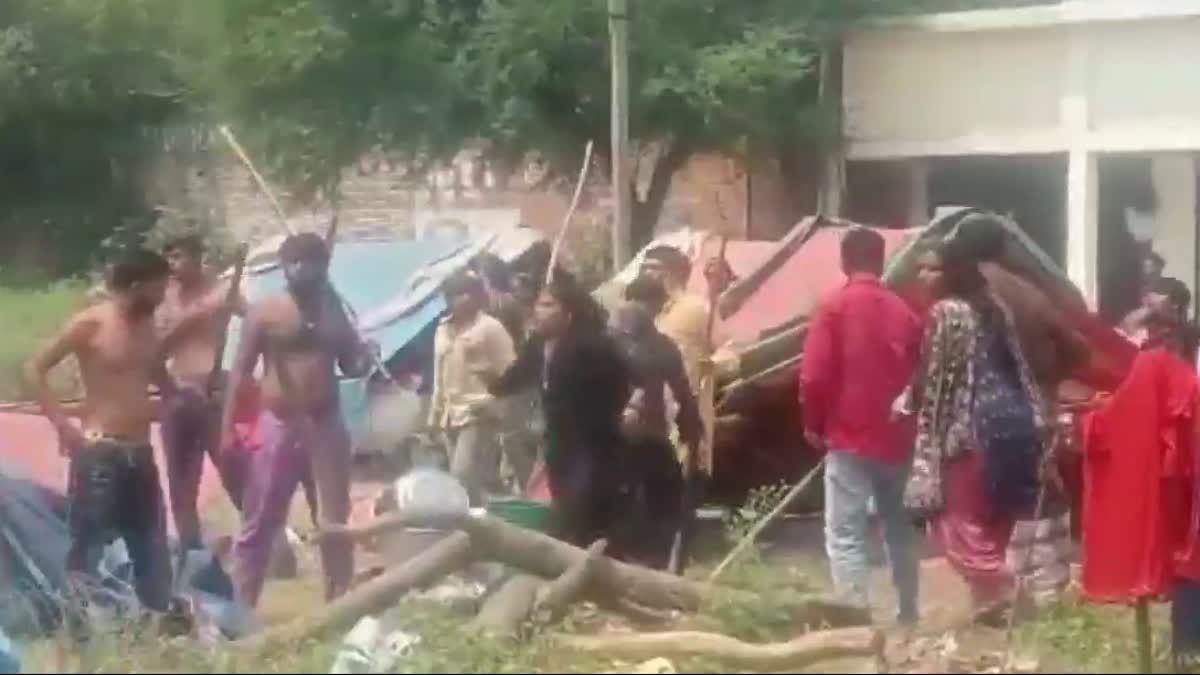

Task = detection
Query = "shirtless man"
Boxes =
[220,233,373,608]
[25,251,173,612]
[157,236,246,550]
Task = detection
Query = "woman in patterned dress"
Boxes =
[906,238,1051,615]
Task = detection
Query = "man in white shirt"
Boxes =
[429,272,519,504]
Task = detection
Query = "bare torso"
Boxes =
[256,291,358,417]
[76,303,161,442]
[159,277,227,389]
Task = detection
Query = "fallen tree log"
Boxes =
[534,539,607,625]
[236,531,474,654]
[559,626,884,670]
[457,515,708,612]
[314,512,461,545]
[596,596,679,626]
[472,574,543,638]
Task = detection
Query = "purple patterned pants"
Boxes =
[233,409,352,608]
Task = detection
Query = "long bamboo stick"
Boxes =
[546,141,595,285]
[217,125,295,236]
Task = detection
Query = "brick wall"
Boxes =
[152,147,819,253]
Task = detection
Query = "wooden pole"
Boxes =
[217,125,295,236]
[609,0,632,269]
[546,141,595,286]
[668,236,728,575]
[816,43,844,218]
[206,245,249,399]
[1136,599,1153,674]
[708,457,827,583]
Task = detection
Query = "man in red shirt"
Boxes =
[801,227,923,626]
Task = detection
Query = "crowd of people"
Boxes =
[27,212,1200,648]
[803,213,1200,641]
[23,231,731,624]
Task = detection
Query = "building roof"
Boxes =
[859,0,1200,33]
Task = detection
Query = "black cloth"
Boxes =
[1174,579,1200,671]
[614,329,703,448]
[492,331,632,479]
[492,330,633,545]
[66,442,171,613]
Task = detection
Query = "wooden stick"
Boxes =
[1003,478,1049,671]
[534,539,608,626]
[669,236,728,575]
[559,626,883,671]
[546,141,595,285]
[1136,599,1153,674]
[236,531,474,654]
[457,514,710,612]
[206,244,249,398]
[472,574,543,638]
[217,125,295,235]
[708,457,827,583]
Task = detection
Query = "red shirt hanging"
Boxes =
[1081,348,1200,602]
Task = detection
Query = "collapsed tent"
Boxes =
[0,462,254,640]
[706,209,1137,502]
[0,464,70,635]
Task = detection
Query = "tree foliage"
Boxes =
[0,0,1028,277]
[0,0,203,279]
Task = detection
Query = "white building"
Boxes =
[841,0,1200,320]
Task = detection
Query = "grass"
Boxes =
[0,281,87,400]
[1020,599,1173,673]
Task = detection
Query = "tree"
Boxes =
[212,0,978,249]
[0,0,205,278]
[207,0,477,202]
[438,0,853,248]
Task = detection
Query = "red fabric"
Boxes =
[231,379,266,451]
[724,227,918,343]
[930,451,1016,605]
[1081,348,1200,602]
[799,274,922,463]
[525,461,553,504]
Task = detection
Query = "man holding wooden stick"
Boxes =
[220,233,375,608]
[156,235,248,550]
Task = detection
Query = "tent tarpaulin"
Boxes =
[717,211,1135,391]
[721,220,920,343]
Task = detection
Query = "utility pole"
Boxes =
[609,0,632,268]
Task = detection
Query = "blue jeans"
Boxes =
[825,450,918,624]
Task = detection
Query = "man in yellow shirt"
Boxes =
[641,246,712,392]
[641,245,728,474]
[428,272,519,504]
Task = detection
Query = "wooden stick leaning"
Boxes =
[206,244,250,399]
[669,235,728,575]
[217,125,295,236]
[545,140,595,285]
[708,456,827,583]
[216,124,393,383]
